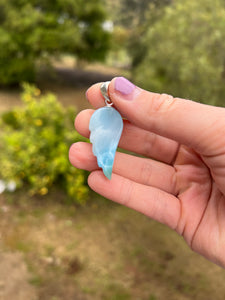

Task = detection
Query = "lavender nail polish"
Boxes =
[115,77,136,95]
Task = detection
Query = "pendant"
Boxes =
[89,82,123,179]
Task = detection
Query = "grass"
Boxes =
[1,189,225,300]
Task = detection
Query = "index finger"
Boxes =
[86,83,106,108]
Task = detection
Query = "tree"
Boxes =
[133,0,225,106]
[105,0,171,69]
[106,0,171,27]
[0,0,111,85]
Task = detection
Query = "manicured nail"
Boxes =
[114,77,136,96]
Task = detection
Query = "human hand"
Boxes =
[69,77,225,268]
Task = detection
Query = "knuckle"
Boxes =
[147,93,177,115]
[120,178,134,207]
[143,131,157,157]
[139,160,153,186]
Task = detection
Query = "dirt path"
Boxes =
[0,65,122,113]
[38,65,118,88]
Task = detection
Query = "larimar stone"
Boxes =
[89,107,123,180]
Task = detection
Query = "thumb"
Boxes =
[109,77,225,155]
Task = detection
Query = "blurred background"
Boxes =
[0,0,225,299]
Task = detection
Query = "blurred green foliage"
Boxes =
[0,0,111,85]
[132,0,225,106]
[106,0,170,27]
[0,84,89,203]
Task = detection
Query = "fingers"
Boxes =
[69,142,178,195]
[86,78,225,156]
[85,83,106,108]
[69,142,98,172]
[75,109,179,164]
[88,171,180,229]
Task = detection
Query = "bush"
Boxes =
[0,84,89,204]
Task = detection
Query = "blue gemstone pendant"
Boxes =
[89,82,123,179]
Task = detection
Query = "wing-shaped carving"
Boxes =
[89,107,123,179]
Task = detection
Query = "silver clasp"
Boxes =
[100,81,113,107]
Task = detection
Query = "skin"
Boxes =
[69,78,225,268]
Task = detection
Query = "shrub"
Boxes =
[0,83,89,204]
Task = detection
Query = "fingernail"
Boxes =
[114,77,136,97]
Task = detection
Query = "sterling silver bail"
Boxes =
[100,81,113,107]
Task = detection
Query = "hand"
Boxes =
[69,77,225,268]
